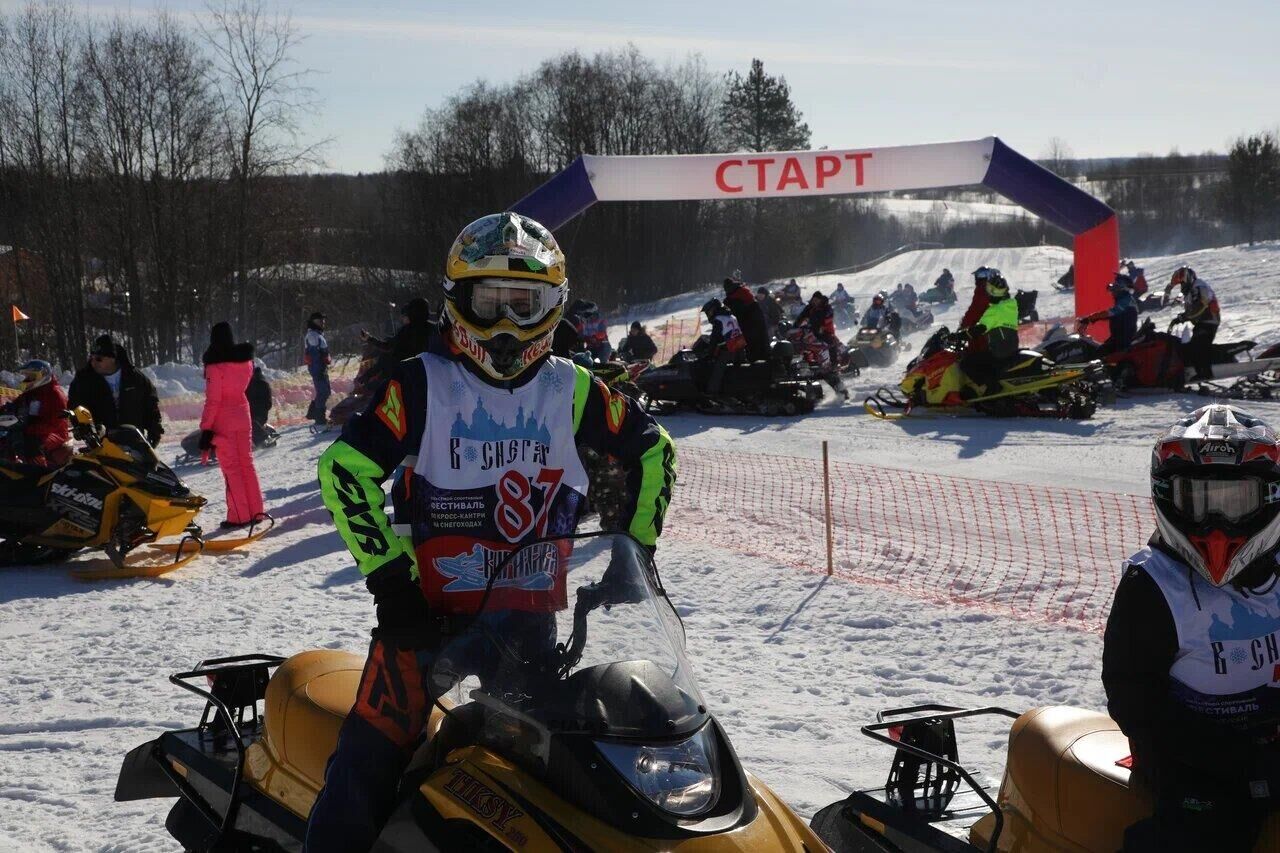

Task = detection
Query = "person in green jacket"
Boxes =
[958,269,1019,399]
[305,212,676,853]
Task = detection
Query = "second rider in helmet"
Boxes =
[307,213,677,852]
[1104,405,1280,852]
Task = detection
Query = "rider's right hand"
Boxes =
[367,553,433,647]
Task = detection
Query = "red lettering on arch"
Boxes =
[776,157,809,190]
[844,152,873,186]
[715,159,742,193]
[746,158,775,191]
[1273,662,1280,682]
[815,155,840,188]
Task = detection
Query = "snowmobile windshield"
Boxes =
[428,533,706,748]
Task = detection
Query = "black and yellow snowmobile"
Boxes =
[866,327,1110,420]
[0,406,205,578]
[811,704,1279,852]
[114,532,824,851]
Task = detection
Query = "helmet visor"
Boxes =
[466,278,560,325]
[1170,476,1268,524]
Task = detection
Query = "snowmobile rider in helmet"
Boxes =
[700,297,746,394]
[1104,405,1280,853]
[957,268,1019,398]
[306,213,676,853]
[1166,266,1221,380]
[861,292,892,331]
[2,360,71,467]
[1079,271,1140,353]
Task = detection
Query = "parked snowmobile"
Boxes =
[811,703,1279,852]
[896,305,935,335]
[845,326,906,374]
[637,337,823,415]
[1040,318,1270,391]
[177,421,280,466]
[866,327,1108,420]
[1193,339,1280,401]
[114,532,824,852]
[0,406,205,577]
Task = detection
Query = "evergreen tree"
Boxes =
[1221,132,1280,245]
[720,59,810,152]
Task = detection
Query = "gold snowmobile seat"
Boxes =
[971,706,1279,852]
[244,650,449,819]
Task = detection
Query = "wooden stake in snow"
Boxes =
[823,440,834,576]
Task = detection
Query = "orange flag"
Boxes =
[11,305,28,322]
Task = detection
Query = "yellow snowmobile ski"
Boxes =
[151,513,274,554]
[72,530,204,580]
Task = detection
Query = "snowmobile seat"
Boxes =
[1001,350,1050,378]
[247,650,448,818]
[970,706,1280,851]
[1213,340,1255,362]
[0,462,55,505]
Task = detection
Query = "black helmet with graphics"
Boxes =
[443,212,567,382]
[1151,404,1280,587]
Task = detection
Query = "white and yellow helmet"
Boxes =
[443,212,567,381]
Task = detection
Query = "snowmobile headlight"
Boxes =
[595,726,720,816]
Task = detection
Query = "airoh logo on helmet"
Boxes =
[1197,440,1237,459]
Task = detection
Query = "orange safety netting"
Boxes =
[665,447,1152,633]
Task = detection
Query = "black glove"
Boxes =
[367,553,433,648]
[197,429,214,451]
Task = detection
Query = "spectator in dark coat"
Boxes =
[617,322,658,362]
[756,287,784,336]
[67,334,163,446]
[362,297,437,374]
[723,278,769,360]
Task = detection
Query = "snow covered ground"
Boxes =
[3,241,1280,851]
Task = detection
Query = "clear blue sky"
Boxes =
[15,0,1280,173]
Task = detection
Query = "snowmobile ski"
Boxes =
[71,528,204,581]
[151,514,274,554]
[1187,355,1280,383]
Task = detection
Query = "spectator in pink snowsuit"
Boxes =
[199,322,265,528]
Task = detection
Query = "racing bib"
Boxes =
[411,354,588,613]
[1135,547,1280,732]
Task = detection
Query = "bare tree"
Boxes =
[1042,137,1075,179]
[202,0,323,334]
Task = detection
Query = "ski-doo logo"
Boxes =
[1198,440,1236,459]
[442,769,527,844]
[50,483,103,511]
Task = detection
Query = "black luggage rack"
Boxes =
[159,654,285,842]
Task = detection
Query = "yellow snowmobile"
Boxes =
[114,532,824,851]
[810,704,1278,851]
[0,406,205,578]
[866,327,1110,420]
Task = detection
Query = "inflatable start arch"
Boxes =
[510,137,1118,334]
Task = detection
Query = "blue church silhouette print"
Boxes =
[1208,595,1280,643]
[450,398,552,446]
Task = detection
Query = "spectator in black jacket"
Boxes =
[68,335,163,446]
[723,277,769,360]
[617,322,658,363]
[362,297,437,373]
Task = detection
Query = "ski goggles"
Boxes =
[455,277,564,326]
[973,267,1002,282]
[1167,475,1279,523]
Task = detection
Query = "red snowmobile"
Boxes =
[1039,318,1272,391]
